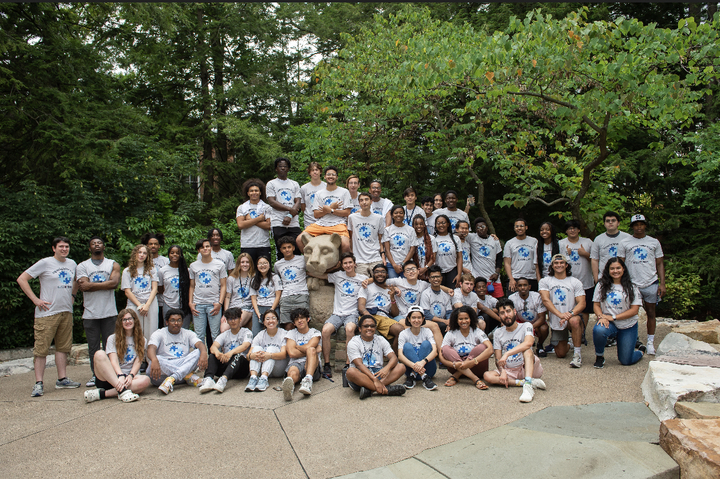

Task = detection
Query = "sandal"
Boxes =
[444,376,458,387]
[118,389,140,403]
[475,379,488,390]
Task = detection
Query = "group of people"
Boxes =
[17,157,664,404]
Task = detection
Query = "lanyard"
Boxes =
[404,206,418,225]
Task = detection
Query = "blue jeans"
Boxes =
[593,321,642,366]
[386,261,403,279]
[195,303,222,343]
[252,305,271,337]
[402,340,437,378]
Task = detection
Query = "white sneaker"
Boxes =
[568,337,575,348]
[647,343,656,355]
[214,376,227,393]
[118,389,139,403]
[245,376,258,392]
[84,389,101,403]
[282,377,294,401]
[199,377,216,394]
[570,352,582,368]
[299,377,313,396]
[256,376,269,392]
[519,382,535,403]
[531,378,546,390]
[159,377,175,394]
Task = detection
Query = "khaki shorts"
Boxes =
[373,314,400,341]
[34,312,73,356]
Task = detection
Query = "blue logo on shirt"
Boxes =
[521,310,535,321]
[449,218,458,230]
[238,286,249,298]
[439,243,452,253]
[58,270,72,285]
[543,251,551,265]
[362,351,377,367]
[375,295,388,308]
[553,289,567,302]
[403,291,418,304]
[280,190,293,202]
[169,345,183,358]
[259,285,271,298]
[462,250,470,262]
[634,247,648,261]
[124,347,135,363]
[608,246,618,257]
[569,250,580,262]
[91,273,106,283]
[283,267,298,281]
[418,244,426,257]
[518,246,530,258]
[392,235,405,248]
[341,281,356,295]
[607,291,622,306]
[249,210,259,219]
[479,246,491,257]
[457,344,471,355]
[134,276,149,289]
[199,272,212,285]
[170,277,179,290]
[359,225,372,239]
[433,304,443,316]
[324,197,333,206]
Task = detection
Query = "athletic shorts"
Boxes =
[638,281,660,304]
[551,328,570,344]
[325,313,358,330]
[285,361,321,381]
[303,223,350,238]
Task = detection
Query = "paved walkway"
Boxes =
[0,322,675,478]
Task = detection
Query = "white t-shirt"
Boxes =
[266,177,302,228]
[441,328,489,356]
[157,265,181,309]
[385,224,417,266]
[286,328,321,365]
[349,194,361,214]
[251,329,287,351]
[215,327,253,355]
[152,256,170,308]
[236,200,271,247]
[76,258,117,319]
[504,236,539,279]
[467,233,501,280]
[300,181,326,227]
[371,198,393,218]
[313,186,352,227]
[434,208,469,233]
[420,288,453,319]
[538,275,585,330]
[24,257,77,318]
[105,334,137,375]
[621,235,664,289]
[327,271,367,316]
[459,239,472,272]
[398,327,435,352]
[559,237,594,289]
[591,231,632,275]
[274,255,308,296]
[540,242,554,278]
[435,234,461,273]
[347,334,393,369]
[149,327,200,359]
[425,213,437,236]
[226,275,253,310]
[121,265,158,306]
[196,249,235,272]
[250,274,282,307]
[348,212,387,264]
[416,235,438,270]
[402,206,426,227]
[478,295,497,311]
[188,259,227,304]
[359,283,393,316]
[508,291,546,323]
[592,283,643,329]
[492,322,534,369]
[387,278,430,316]
[453,289,480,310]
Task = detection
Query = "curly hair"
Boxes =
[448,305,479,331]
[127,244,154,279]
[242,178,266,201]
[598,257,635,304]
[114,309,145,364]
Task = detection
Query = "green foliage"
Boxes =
[661,268,703,320]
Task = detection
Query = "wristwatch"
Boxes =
[611,313,616,321]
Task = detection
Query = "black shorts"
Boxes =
[583,287,595,314]
[95,377,114,390]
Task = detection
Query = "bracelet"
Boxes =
[119,374,127,378]
[129,373,134,379]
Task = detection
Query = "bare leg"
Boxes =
[287,366,300,384]
[240,310,253,329]
[554,340,570,358]
[305,346,318,374]
[34,356,46,383]
[344,322,357,365]
[523,349,534,377]
[569,316,582,349]
[322,323,336,365]
[55,352,68,379]
[389,323,404,355]
[340,236,351,253]
[644,302,656,335]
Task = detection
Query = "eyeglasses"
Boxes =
[404,267,418,272]
[167,318,183,324]
[361,324,376,329]
[122,317,134,323]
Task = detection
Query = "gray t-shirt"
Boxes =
[300,181,326,227]
[157,265,181,309]
[196,249,235,272]
[105,334,137,375]
[371,198,393,218]
[387,278,430,317]
[453,289,480,310]
[249,274,282,307]
[559,237,594,289]
[251,329,287,351]
[347,334,393,369]
[459,238,472,272]
[434,208,469,233]
[420,288,453,319]
[153,255,170,307]
[467,233,501,280]
[286,327,321,365]
[349,194,361,214]
[121,265,158,306]
[538,276,585,330]
[313,186,352,227]
[591,231,632,275]
[149,327,200,359]
[398,327,435,352]
[540,242,553,278]
[188,259,227,305]
[402,206,426,227]
[416,235,438,270]
[274,255,308,297]
[434,234,461,273]
[348,212,387,264]
[215,327,253,355]
[328,271,367,316]
[441,328,489,356]
[76,257,117,319]
[508,291,546,323]
[24,257,77,318]
[385,224,418,265]
[359,283,393,316]
[492,322,534,369]
[478,295,497,310]
[504,236,539,279]
[266,178,301,228]
[592,283,643,329]
[236,200,271,247]
[226,275,253,310]
[425,213,437,236]
[620,235,664,288]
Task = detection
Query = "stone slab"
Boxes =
[674,401,720,419]
[660,418,720,479]
[656,332,718,356]
[655,354,720,368]
[642,361,720,421]
[672,319,720,344]
[338,458,445,479]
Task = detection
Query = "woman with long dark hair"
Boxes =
[412,214,436,280]
[433,214,462,288]
[536,221,560,279]
[250,255,281,337]
[157,245,192,328]
[592,257,644,367]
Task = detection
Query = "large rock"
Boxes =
[660,418,720,478]
[308,282,334,331]
[642,360,720,421]
[69,343,89,365]
[675,402,720,420]
[0,355,56,376]
[672,319,720,344]
[657,332,718,356]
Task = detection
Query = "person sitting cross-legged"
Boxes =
[483,298,546,403]
[438,305,493,390]
[84,309,151,403]
[397,306,438,391]
[345,315,407,399]
[198,307,253,394]
[282,308,321,401]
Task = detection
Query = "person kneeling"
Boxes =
[199,307,253,394]
[85,309,151,403]
[147,308,208,394]
[397,306,438,391]
[282,308,321,401]
[345,315,407,399]
[484,298,546,403]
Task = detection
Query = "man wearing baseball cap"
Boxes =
[619,214,665,355]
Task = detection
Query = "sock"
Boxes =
[251,374,257,379]
[99,388,107,400]
[58,377,66,382]
[596,353,604,357]
[36,381,43,385]
[525,376,532,385]
[304,374,313,381]
[574,347,581,355]
[514,379,524,386]
[324,362,330,368]
[420,373,427,380]
[648,334,654,345]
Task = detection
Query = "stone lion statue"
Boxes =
[300,233,341,329]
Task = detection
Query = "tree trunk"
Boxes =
[467,165,496,235]
[197,7,213,207]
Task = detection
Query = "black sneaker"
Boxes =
[635,340,644,351]
[537,347,547,358]
[403,376,416,389]
[593,356,605,369]
[637,343,647,353]
[359,386,373,400]
[422,376,438,391]
[323,363,332,378]
[606,337,617,348]
[386,385,406,396]
[544,344,555,355]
